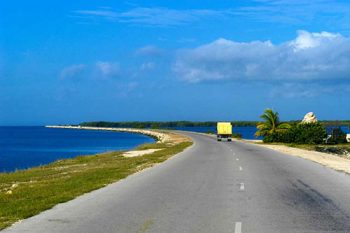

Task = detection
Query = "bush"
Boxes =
[292,123,327,144]
[263,122,327,145]
[327,127,347,144]
[232,133,242,139]
[263,131,286,143]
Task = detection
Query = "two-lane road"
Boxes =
[3,132,350,233]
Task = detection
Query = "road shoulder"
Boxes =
[241,140,350,175]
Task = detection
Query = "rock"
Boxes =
[301,112,318,124]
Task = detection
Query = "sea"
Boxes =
[1,125,348,173]
[0,127,155,173]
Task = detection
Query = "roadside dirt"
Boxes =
[246,142,350,175]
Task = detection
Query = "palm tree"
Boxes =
[255,109,291,137]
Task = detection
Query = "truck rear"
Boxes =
[217,122,232,141]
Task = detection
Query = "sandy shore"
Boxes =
[244,141,350,175]
[123,149,163,157]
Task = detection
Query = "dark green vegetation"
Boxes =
[79,120,350,129]
[326,127,348,144]
[255,109,291,138]
[232,133,243,139]
[263,122,327,144]
[0,141,192,230]
[256,109,348,146]
[321,120,350,127]
[79,121,259,128]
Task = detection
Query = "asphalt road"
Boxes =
[3,132,350,233]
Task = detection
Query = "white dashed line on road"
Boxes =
[235,222,242,233]
[236,158,239,161]
[239,166,243,171]
[240,183,245,191]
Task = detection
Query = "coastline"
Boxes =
[0,127,192,230]
[45,125,172,143]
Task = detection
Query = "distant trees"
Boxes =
[255,109,291,138]
[79,121,259,128]
[79,120,350,130]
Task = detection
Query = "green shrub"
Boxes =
[263,131,286,143]
[327,127,347,144]
[232,133,242,139]
[292,123,327,144]
[263,122,327,145]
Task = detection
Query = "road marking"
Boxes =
[239,166,243,171]
[236,158,239,161]
[233,152,236,156]
[235,222,242,233]
[240,183,245,191]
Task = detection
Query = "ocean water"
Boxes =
[0,127,155,173]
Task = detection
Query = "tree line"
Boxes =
[79,120,350,129]
[79,121,259,128]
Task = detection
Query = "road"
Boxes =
[3,132,350,233]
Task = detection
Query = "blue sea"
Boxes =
[0,127,155,173]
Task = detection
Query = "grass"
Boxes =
[0,140,192,230]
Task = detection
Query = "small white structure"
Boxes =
[301,112,318,124]
[346,134,350,143]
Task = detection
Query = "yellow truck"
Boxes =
[217,122,232,141]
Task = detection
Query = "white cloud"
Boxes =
[140,62,155,71]
[119,8,219,26]
[73,2,350,29]
[74,7,224,26]
[173,31,350,83]
[136,45,162,56]
[96,61,120,78]
[235,0,350,27]
[290,30,340,51]
[75,10,117,18]
[60,64,86,79]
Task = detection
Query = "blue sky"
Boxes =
[1,0,350,125]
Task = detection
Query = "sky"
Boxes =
[1,0,350,125]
